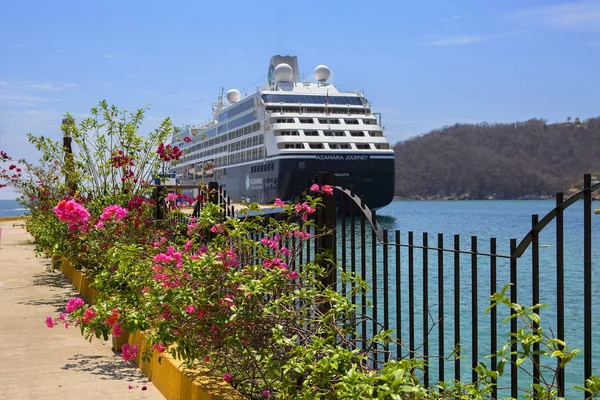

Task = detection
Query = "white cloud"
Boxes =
[421,30,523,47]
[0,80,77,106]
[517,1,600,31]
[0,109,64,180]
[442,14,470,22]
[422,34,488,46]
[30,82,77,91]
[0,93,51,106]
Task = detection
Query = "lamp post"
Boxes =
[62,117,76,194]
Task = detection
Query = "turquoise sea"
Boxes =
[336,199,600,397]
[0,199,28,217]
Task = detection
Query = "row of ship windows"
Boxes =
[278,143,390,150]
[218,98,254,122]
[251,163,274,173]
[184,122,261,152]
[188,147,268,170]
[277,130,383,137]
[273,117,376,125]
[265,106,371,115]
[224,147,266,166]
[183,134,264,162]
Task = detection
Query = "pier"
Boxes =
[0,219,164,399]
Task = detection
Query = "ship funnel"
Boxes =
[266,55,300,87]
[274,63,293,83]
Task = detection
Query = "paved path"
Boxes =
[0,220,164,400]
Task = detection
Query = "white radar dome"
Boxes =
[314,64,331,82]
[274,63,293,82]
[226,89,240,103]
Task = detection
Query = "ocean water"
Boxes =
[331,199,600,396]
[0,199,28,217]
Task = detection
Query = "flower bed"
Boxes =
[57,255,243,400]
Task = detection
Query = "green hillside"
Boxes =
[392,118,600,199]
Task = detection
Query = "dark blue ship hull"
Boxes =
[216,153,395,209]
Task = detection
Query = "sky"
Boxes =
[1,0,599,199]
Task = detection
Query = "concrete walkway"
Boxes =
[0,220,164,400]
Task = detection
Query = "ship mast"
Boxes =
[211,87,225,122]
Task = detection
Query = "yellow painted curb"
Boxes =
[58,257,244,400]
[0,216,28,222]
[128,331,244,400]
[59,258,99,306]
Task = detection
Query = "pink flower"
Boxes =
[310,183,320,192]
[59,313,66,321]
[185,305,195,314]
[94,220,104,229]
[183,136,192,143]
[141,386,147,391]
[157,143,182,162]
[294,230,311,239]
[210,224,224,233]
[106,308,119,326]
[322,184,334,195]
[262,389,271,398]
[294,203,303,213]
[222,373,232,383]
[203,356,210,363]
[184,240,192,251]
[152,343,166,353]
[100,204,128,221]
[223,295,234,307]
[45,316,54,328]
[53,199,90,232]
[121,343,138,362]
[302,203,315,214]
[112,322,123,337]
[82,307,96,323]
[65,297,85,312]
[274,198,285,207]
[166,193,177,202]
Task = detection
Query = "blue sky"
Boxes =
[1,0,599,199]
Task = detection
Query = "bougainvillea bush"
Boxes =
[46,190,385,398]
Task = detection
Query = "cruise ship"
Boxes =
[171,55,395,209]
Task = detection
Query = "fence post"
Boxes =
[61,117,77,194]
[152,186,166,220]
[208,181,219,205]
[315,173,336,292]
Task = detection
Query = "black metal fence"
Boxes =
[314,173,598,399]
[157,173,599,398]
